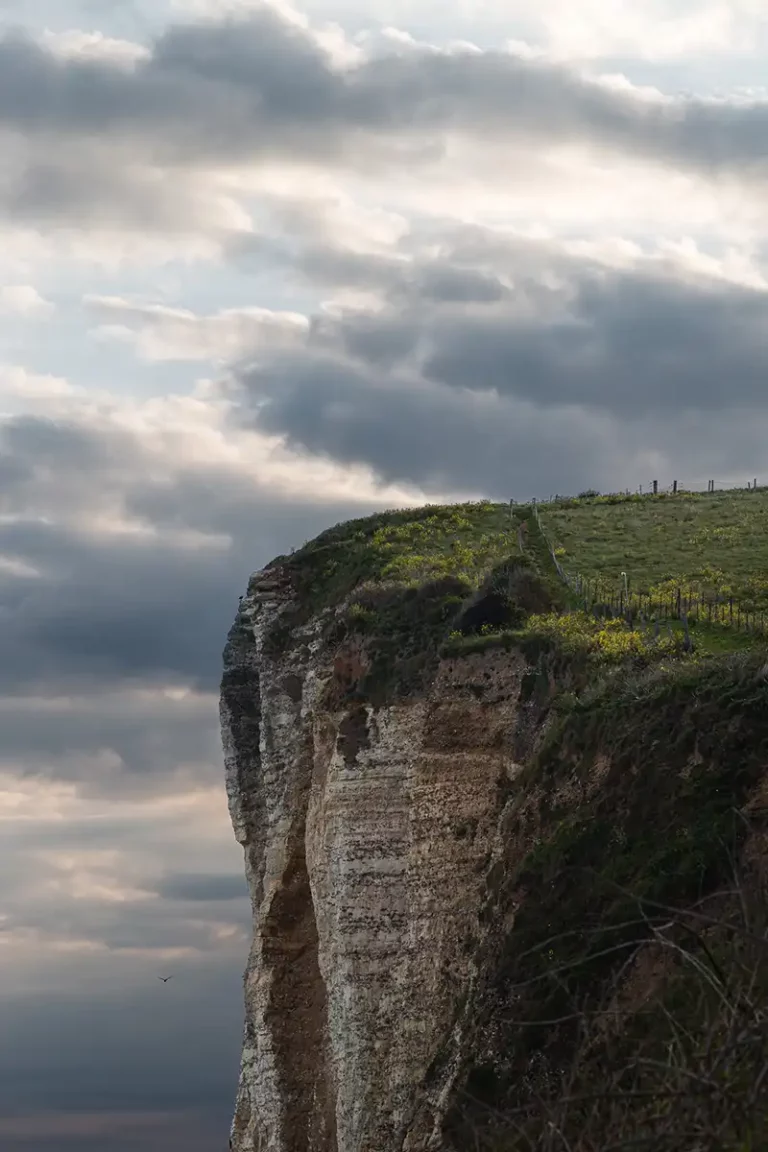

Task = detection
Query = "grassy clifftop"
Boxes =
[279,488,768,624]
[280,487,768,608]
[270,492,768,698]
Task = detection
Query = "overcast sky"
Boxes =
[2,1,768,1148]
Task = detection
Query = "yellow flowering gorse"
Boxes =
[522,611,685,663]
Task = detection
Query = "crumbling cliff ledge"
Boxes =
[221,502,768,1152]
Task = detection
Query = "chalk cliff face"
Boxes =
[220,561,542,1152]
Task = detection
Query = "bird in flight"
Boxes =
[158,976,173,983]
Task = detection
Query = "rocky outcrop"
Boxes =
[222,551,768,1152]
[221,563,542,1152]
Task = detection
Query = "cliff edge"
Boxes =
[221,500,768,1152]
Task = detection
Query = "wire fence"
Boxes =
[527,501,768,639]
[533,477,763,502]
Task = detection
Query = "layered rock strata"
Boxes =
[221,565,529,1152]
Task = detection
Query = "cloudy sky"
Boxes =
[2,0,768,1147]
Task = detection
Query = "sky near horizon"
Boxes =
[2,1,768,1148]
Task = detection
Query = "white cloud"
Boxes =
[84,296,310,362]
[174,0,768,60]
[0,284,54,316]
[0,763,245,995]
[0,359,434,527]
[35,848,156,904]
[40,27,151,65]
[0,365,75,409]
[1,7,767,258]
[536,0,742,61]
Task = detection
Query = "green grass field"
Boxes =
[539,489,768,611]
[285,489,768,616]
[274,490,768,671]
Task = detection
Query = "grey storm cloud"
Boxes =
[1,6,768,229]
[0,515,241,690]
[0,11,757,161]
[2,897,239,958]
[0,974,243,1149]
[155,872,249,902]
[1,414,132,479]
[0,688,219,786]
[224,230,768,496]
[0,405,399,803]
[231,346,620,496]
[1,881,249,953]
[0,416,379,698]
[420,271,768,411]
[228,227,527,308]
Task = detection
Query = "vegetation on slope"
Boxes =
[448,649,768,1152]
[275,500,516,616]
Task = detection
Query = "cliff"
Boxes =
[221,502,768,1152]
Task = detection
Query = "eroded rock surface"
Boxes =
[221,565,530,1152]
